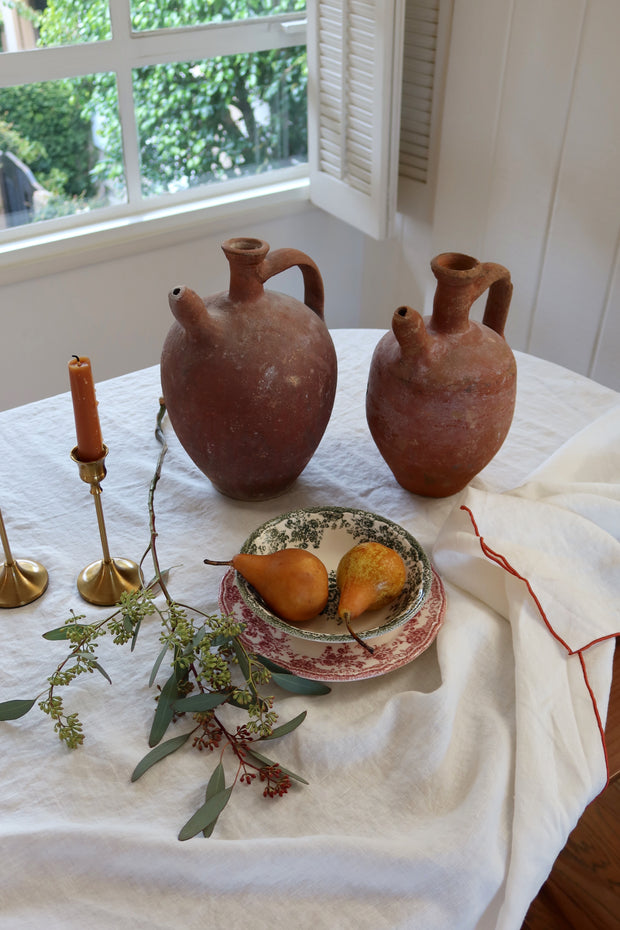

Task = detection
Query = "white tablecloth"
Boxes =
[1,330,618,930]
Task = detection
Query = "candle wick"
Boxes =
[72,355,81,364]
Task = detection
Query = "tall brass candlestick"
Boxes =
[71,445,142,605]
[0,507,49,608]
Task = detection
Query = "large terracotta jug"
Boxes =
[161,237,337,501]
[366,252,517,498]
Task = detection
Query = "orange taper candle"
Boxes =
[68,355,105,462]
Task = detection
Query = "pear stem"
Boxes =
[342,611,375,655]
[204,557,234,566]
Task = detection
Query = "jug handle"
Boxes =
[259,248,325,320]
[477,263,513,338]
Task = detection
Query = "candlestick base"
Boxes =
[77,557,142,606]
[0,558,49,609]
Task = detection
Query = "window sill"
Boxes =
[0,175,312,286]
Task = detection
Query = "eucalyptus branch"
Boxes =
[140,397,173,604]
[0,400,331,840]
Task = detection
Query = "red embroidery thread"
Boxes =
[459,504,611,792]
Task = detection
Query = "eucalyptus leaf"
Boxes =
[256,654,291,674]
[145,567,172,594]
[260,710,307,740]
[178,786,233,841]
[210,631,237,648]
[203,761,226,837]
[131,731,191,782]
[42,624,87,641]
[91,660,112,684]
[189,625,208,650]
[232,638,250,681]
[148,642,169,688]
[130,616,142,652]
[270,672,331,695]
[172,691,231,713]
[0,697,38,721]
[244,747,309,785]
[148,670,179,747]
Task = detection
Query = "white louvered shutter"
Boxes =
[399,0,441,184]
[307,0,407,240]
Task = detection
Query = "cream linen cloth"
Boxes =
[0,329,618,930]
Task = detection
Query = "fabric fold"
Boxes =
[432,405,620,928]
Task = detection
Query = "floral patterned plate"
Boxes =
[219,566,446,682]
[235,506,434,646]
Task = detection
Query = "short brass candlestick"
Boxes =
[0,506,49,608]
[71,445,142,605]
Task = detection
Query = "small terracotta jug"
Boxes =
[366,252,517,497]
[161,237,337,501]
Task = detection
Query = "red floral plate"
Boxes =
[219,567,446,682]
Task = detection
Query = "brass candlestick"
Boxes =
[71,445,142,605]
[0,506,49,608]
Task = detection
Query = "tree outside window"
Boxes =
[0,0,308,228]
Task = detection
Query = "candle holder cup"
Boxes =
[0,508,49,609]
[71,445,142,606]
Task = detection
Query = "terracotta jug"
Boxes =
[160,237,337,501]
[366,252,517,497]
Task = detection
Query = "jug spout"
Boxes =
[168,286,207,332]
[392,306,431,358]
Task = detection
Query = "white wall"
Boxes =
[0,200,366,410]
[2,0,619,410]
[424,0,620,392]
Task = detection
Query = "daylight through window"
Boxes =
[0,0,308,234]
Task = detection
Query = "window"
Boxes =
[0,0,308,235]
[0,0,446,258]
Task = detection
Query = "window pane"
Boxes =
[133,47,307,197]
[131,0,305,31]
[0,0,111,53]
[0,75,126,229]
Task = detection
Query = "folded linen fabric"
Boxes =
[432,404,620,928]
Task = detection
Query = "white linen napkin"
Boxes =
[432,404,620,928]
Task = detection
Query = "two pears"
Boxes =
[206,540,407,648]
[205,548,329,623]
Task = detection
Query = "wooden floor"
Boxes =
[522,641,620,930]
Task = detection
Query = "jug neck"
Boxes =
[222,237,270,303]
[430,252,482,334]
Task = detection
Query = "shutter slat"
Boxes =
[308,0,407,239]
[398,0,440,184]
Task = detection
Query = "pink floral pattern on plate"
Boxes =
[219,567,446,682]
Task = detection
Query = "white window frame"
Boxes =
[0,0,311,275]
[0,0,445,280]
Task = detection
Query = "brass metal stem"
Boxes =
[0,506,49,609]
[0,507,14,565]
[71,445,142,605]
[91,484,112,563]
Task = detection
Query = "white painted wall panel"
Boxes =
[527,0,620,377]
[480,0,586,350]
[428,0,620,390]
[590,245,620,390]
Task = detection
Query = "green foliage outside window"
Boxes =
[1,0,308,222]
[0,81,96,198]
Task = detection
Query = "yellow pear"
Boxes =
[336,541,407,630]
[205,548,328,623]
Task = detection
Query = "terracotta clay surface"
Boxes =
[366,252,517,498]
[161,237,337,501]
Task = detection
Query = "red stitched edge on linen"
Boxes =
[459,504,611,792]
